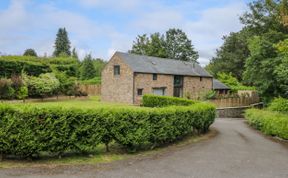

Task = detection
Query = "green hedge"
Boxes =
[245,109,288,140]
[142,94,196,107]
[268,98,288,114]
[0,102,215,157]
[0,56,79,77]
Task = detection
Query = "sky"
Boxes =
[0,0,251,66]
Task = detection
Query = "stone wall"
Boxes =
[183,76,213,99]
[134,73,174,104]
[101,54,134,104]
[216,103,263,118]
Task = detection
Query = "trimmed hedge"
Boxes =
[0,102,215,157]
[245,109,288,140]
[142,94,196,107]
[268,97,288,114]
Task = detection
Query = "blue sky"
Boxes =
[0,0,251,65]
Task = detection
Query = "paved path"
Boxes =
[1,118,288,178]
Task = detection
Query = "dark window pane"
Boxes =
[153,74,157,80]
[114,65,120,75]
[137,89,143,96]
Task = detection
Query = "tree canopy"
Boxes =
[130,28,199,62]
[23,49,37,57]
[53,28,71,57]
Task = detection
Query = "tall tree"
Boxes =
[23,48,37,57]
[80,54,97,80]
[206,29,252,80]
[53,28,71,57]
[129,28,198,62]
[129,33,167,58]
[165,28,199,62]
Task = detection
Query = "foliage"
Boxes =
[268,97,288,114]
[202,90,217,100]
[53,28,71,57]
[79,76,101,85]
[80,54,97,80]
[130,28,199,62]
[25,73,60,98]
[245,108,288,140]
[0,56,52,77]
[165,28,199,62]
[93,58,106,76]
[0,101,215,157]
[72,48,78,59]
[0,78,15,99]
[206,29,252,80]
[142,94,196,107]
[54,72,77,96]
[16,86,28,100]
[23,49,37,57]
[217,72,255,92]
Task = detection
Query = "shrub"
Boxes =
[142,94,196,107]
[16,86,28,100]
[23,49,37,57]
[268,97,288,114]
[25,73,60,98]
[245,109,288,140]
[0,102,215,157]
[0,78,15,99]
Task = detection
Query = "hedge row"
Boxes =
[0,102,215,157]
[268,97,288,114]
[142,94,196,107]
[245,109,288,140]
[0,56,79,77]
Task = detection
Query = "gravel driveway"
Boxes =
[1,118,288,178]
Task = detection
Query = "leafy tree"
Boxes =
[130,28,198,62]
[53,28,71,57]
[206,29,252,80]
[80,54,97,80]
[23,49,37,57]
[130,33,167,58]
[165,28,199,62]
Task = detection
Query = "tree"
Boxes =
[129,28,198,62]
[165,28,199,62]
[72,47,78,59]
[80,54,97,80]
[129,33,167,58]
[93,58,107,76]
[206,29,252,80]
[53,28,71,57]
[23,48,37,57]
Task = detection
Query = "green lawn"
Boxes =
[8,96,136,109]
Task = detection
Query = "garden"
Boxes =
[0,94,216,167]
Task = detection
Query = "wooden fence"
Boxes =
[209,95,260,108]
[79,84,101,96]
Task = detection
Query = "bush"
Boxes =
[25,73,60,98]
[245,109,288,140]
[79,77,101,85]
[142,95,196,107]
[0,102,215,157]
[268,97,288,114]
[0,78,15,99]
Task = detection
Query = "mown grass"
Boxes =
[5,96,136,109]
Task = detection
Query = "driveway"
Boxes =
[1,118,288,178]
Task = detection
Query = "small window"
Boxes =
[153,74,157,80]
[137,89,143,96]
[200,77,203,82]
[114,65,120,75]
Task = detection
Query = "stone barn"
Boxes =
[101,52,213,104]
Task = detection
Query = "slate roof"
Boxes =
[213,79,230,90]
[116,52,212,77]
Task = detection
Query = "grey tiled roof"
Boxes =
[213,79,230,90]
[116,52,213,77]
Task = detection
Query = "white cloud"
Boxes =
[78,0,143,11]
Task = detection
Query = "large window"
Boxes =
[114,65,120,76]
[153,88,165,96]
[174,75,183,97]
